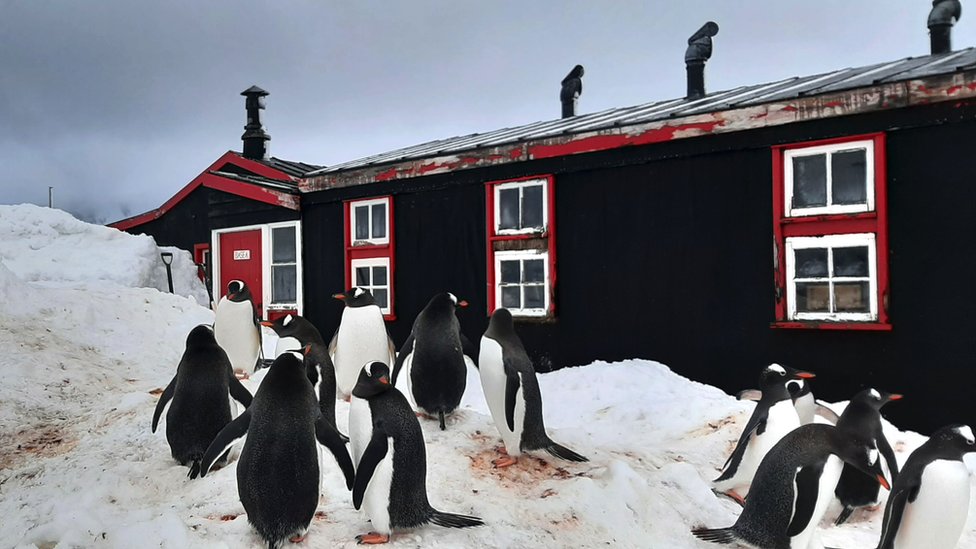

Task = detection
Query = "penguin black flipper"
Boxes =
[352,426,390,510]
[877,479,921,549]
[787,460,826,536]
[504,362,521,432]
[315,414,355,490]
[878,430,899,481]
[227,369,253,408]
[715,410,768,481]
[199,409,251,478]
[151,375,177,433]
[392,333,415,386]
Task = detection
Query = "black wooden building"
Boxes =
[117,24,976,433]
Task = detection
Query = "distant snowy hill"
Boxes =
[0,205,974,548]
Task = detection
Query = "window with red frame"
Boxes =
[485,176,556,318]
[772,134,890,330]
[345,196,394,318]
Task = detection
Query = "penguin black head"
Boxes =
[268,350,305,373]
[485,307,516,338]
[428,292,469,312]
[856,387,903,411]
[226,280,252,302]
[185,324,217,349]
[842,437,890,491]
[928,424,976,458]
[333,287,377,308]
[260,313,309,338]
[352,361,392,399]
[759,363,814,389]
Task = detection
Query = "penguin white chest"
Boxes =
[362,437,395,535]
[334,307,392,396]
[894,460,971,549]
[478,337,522,455]
[736,400,801,496]
[214,298,260,374]
[348,396,373,469]
[790,454,843,549]
[793,392,816,425]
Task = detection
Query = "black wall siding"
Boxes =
[207,189,300,230]
[127,187,211,251]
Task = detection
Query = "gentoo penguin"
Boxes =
[737,379,840,425]
[833,388,902,525]
[198,352,354,549]
[876,424,976,549]
[260,314,341,434]
[151,325,253,478]
[392,292,469,430]
[714,364,814,503]
[330,288,396,399]
[693,423,889,549]
[351,361,483,544]
[478,308,588,467]
[213,280,262,377]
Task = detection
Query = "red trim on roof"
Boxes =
[109,151,299,231]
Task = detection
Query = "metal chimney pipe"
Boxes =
[685,21,719,100]
[241,85,271,160]
[560,65,584,118]
[928,0,962,54]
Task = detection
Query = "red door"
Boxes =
[219,230,263,317]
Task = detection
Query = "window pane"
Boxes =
[796,282,830,312]
[355,266,370,286]
[833,246,869,277]
[272,265,297,303]
[372,266,387,285]
[501,286,521,308]
[831,149,867,205]
[522,184,544,229]
[523,259,545,283]
[372,289,389,309]
[500,260,521,283]
[354,206,370,240]
[792,154,827,208]
[795,248,828,278]
[498,188,519,230]
[371,203,387,239]
[834,282,870,312]
[272,227,296,263]
[524,285,545,309]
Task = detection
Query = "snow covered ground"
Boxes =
[1,205,976,548]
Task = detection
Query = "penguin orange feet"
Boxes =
[724,490,746,506]
[289,534,306,543]
[492,455,518,468]
[495,445,508,455]
[234,370,250,380]
[355,532,390,545]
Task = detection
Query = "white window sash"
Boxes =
[350,256,391,314]
[349,197,390,245]
[494,178,548,236]
[785,233,877,322]
[494,249,549,317]
[784,139,875,218]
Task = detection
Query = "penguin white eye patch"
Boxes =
[354,287,365,298]
[955,425,975,444]
[766,364,786,375]
[283,314,293,326]
[869,389,881,400]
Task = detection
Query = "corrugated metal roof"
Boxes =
[257,156,325,178]
[211,170,301,193]
[307,48,976,176]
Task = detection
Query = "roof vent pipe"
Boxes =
[928,0,962,55]
[560,65,584,118]
[241,85,270,160]
[685,21,719,100]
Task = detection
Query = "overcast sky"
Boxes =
[2,1,973,223]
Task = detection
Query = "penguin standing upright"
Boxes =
[478,308,588,467]
[876,424,975,549]
[392,292,469,430]
[198,352,354,549]
[330,288,396,399]
[693,423,889,549]
[261,314,340,433]
[213,280,262,377]
[351,361,483,544]
[151,325,253,478]
[737,378,839,426]
[833,388,902,525]
[714,364,814,503]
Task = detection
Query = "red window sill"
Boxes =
[770,321,892,331]
[382,313,397,322]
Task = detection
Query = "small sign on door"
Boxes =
[233,250,251,261]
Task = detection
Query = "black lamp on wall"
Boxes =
[160,252,174,293]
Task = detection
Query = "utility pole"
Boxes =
[48,187,54,208]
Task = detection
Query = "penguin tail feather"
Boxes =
[545,442,589,463]
[438,411,446,431]
[187,456,203,480]
[428,510,484,529]
[834,505,854,526]
[690,527,738,544]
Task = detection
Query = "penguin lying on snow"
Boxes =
[693,423,889,549]
[876,424,976,549]
[330,288,396,399]
[479,308,588,467]
[199,352,354,549]
[214,280,262,377]
[714,364,813,503]
[260,314,341,436]
[833,388,901,525]
[351,361,484,544]
[392,292,470,430]
[151,325,253,479]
